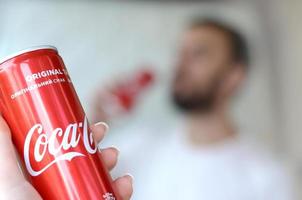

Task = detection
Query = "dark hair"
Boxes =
[189,18,249,68]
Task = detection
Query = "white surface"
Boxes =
[269,0,302,197]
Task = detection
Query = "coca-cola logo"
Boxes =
[24,117,97,176]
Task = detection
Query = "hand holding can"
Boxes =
[0,46,133,200]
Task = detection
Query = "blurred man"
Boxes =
[94,19,293,200]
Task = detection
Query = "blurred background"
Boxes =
[0,0,301,199]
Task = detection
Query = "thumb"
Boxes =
[0,115,25,190]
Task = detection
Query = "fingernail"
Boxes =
[94,122,109,133]
[98,145,120,155]
[110,145,120,156]
[125,173,134,184]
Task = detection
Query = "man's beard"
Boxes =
[171,79,221,113]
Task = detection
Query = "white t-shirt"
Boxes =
[103,125,293,200]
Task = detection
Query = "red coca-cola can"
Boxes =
[0,46,118,200]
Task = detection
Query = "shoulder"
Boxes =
[236,138,294,199]
[101,123,162,153]
[99,122,171,173]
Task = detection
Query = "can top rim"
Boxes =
[0,45,58,65]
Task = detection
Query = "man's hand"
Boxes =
[0,116,133,200]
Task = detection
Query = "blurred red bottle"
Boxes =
[92,68,155,123]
